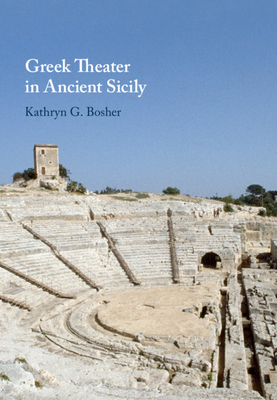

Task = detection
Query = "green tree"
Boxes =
[22,168,37,181]
[67,181,87,194]
[246,184,265,197]
[162,187,180,195]
[266,191,277,201]
[13,172,23,182]
[100,186,118,194]
[13,168,36,182]
[59,164,71,180]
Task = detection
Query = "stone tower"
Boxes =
[34,144,59,178]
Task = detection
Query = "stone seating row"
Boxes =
[88,200,170,213]
[25,220,94,235]
[0,194,259,219]
[0,194,87,207]
[87,198,223,219]
[173,216,237,230]
[23,223,102,291]
[187,237,240,247]
[26,220,138,289]
[102,230,169,243]
[102,215,168,227]
[0,222,48,256]
[61,249,133,289]
[0,293,31,311]
[26,218,191,286]
[25,221,105,251]
[1,221,135,291]
[8,215,238,257]
[1,252,88,294]
[0,222,39,238]
[102,219,171,263]
[172,230,241,254]
[117,246,173,285]
[0,221,31,236]
[37,224,136,289]
[175,247,198,265]
[97,221,141,285]
[5,205,90,222]
[175,228,240,247]
[0,240,48,257]
[27,220,103,237]
[0,215,202,291]
[35,236,96,251]
[29,217,196,285]
[0,262,67,308]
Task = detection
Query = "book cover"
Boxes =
[0,2,276,399]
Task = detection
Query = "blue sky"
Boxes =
[1,0,277,197]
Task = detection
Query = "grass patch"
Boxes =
[161,197,181,201]
[258,208,266,217]
[110,196,137,202]
[0,373,10,381]
[135,193,150,199]
[15,357,27,364]
[211,351,215,364]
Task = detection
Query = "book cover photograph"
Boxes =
[0,1,277,399]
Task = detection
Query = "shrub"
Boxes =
[224,203,234,212]
[23,168,37,181]
[67,181,87,194]
[13,172,23,182]
[135,193,150,199]
[0,373,10,381]
[266,206,277,217]
[67,181,77,192]
[99,187,132,194]
[13,168,36,182]
[77,183,87,194]
[162,187,180,195]
[100,187,118,194]
[59,164,71,180]
[258,209,266,217]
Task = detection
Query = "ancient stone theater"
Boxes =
[0,187,276,400]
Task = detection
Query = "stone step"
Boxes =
[2,254,89,293]
[0,267,56,308]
